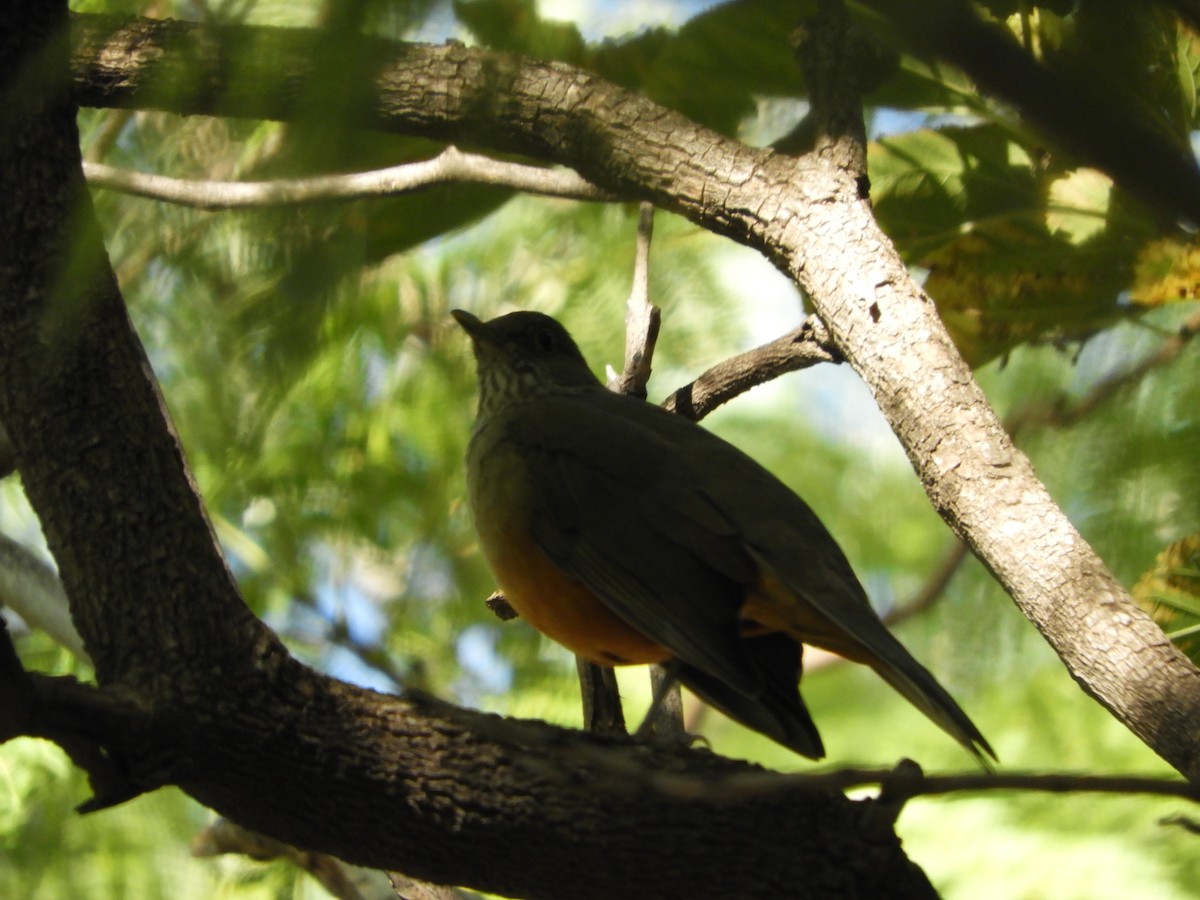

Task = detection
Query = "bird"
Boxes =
[453,308,993,762]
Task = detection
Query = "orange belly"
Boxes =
[469,436,671,666]
[741,570,870,665]
[487,537,672,666]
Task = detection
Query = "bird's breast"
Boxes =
[466,424,671,666]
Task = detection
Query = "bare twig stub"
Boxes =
[663,316,841,422]
[608,203,662,399]
[584,202,676,741]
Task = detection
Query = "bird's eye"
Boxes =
[534,330,556,354]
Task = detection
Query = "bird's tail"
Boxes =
[675,631,826,759]
[746,556,994,765]
[865,641,996,766]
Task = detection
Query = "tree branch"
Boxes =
[802,540,970,676]
[811,308,1200,675]
[191,818,458,900]
[83,147,615,210]
[1009,309,1200,435]
[0,4,1191,893]
[662,315,841,420]
[9,656,936,899]
[612,204,687,743]
[583,203,676,742]
[694,760,1200,806]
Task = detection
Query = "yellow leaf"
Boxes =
[1132,534,1200,663]
[1129,237,1200,305]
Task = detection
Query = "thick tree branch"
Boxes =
[10,657,936,899]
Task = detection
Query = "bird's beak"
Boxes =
[451,309,493,347]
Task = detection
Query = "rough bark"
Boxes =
[65,11,1200,780]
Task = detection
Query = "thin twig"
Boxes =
[608,202,661,398]
[574,204,704,743]
[194,818,469,900]
[286,591,409,688]
[615,204,684,741]
[192,819,369,900]
[885,540,972,628]
[1008,309,1200,436]
[83,146,616,210]
[652,760,1200,807]
[1160,813,1200,834]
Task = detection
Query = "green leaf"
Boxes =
[869,124,1153,364]
[457,0,812,136]
[1133,535,1200,663]
[871,124,1040,250]
[455,0,587,60]
[629,0,812,135]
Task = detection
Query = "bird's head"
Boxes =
[452,310,601,417]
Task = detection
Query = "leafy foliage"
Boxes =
[1134,535,1200,662]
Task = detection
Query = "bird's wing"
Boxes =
[661,407,996,762]
[504,389,990,761]
[504,395,765,696]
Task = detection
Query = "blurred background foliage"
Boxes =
[3,0,1200,897]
